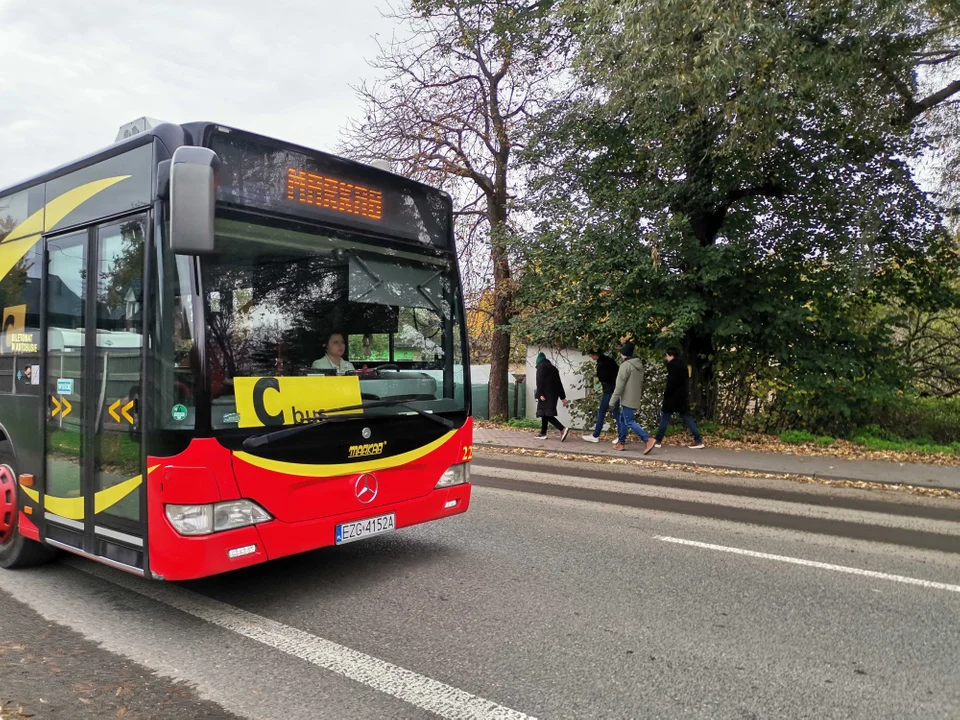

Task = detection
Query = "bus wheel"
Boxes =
[0,451,55,569]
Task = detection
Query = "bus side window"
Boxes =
[0,236,42,396]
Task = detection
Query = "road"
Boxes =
[2,451,960,719]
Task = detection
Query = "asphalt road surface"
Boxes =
[2,452,959,720]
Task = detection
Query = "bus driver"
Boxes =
[312,332,356,375]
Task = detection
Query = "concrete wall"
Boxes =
[525,346,591,429]
[468,364,526,419]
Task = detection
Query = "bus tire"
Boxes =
[0,447,55,569]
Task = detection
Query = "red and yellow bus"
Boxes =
[0,122,472,580]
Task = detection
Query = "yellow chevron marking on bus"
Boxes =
[20,465,158,521]
[0,176,130,282]
[233,431,456,478]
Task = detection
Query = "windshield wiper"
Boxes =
[242,414,349,450]
[382,398,457,430]
[241,397,455,450]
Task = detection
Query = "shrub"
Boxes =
[720,429,744,441]
[816,436,835,447]
[567,356,665,431]
[870,395,960,445]
[698,420,721,434]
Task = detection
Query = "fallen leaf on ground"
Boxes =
[474,422,960,467]
[475,446,960,500]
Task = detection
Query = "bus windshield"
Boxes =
[199,216,467,430]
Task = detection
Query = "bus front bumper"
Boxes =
[150,483,471,581]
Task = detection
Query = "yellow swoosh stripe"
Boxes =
[0,175,130,282]
[20,465,158,521]
[233,431,457,478]
[42,176,130,232]
[2,208,44,244]
[0,235,44,288]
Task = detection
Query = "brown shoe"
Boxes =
[613,443,626,451]
[643,438,656,455]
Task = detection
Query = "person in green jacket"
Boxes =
[610,342,655,454]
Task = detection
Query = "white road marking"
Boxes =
[64,558,535,720]
[655,536,960,593]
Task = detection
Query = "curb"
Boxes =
[474,441,960,493]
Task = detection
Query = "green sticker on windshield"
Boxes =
[172,404,188,422]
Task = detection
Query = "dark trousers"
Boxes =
[655,411,702,443]
[592,392,614,437]
[541,416,565,434]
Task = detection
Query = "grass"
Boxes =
[779,430,818,445]
[852,432,958,456]
[506,417,542,429]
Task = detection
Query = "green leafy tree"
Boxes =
[515,0,960,429]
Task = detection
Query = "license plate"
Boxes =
[335,513,396,545]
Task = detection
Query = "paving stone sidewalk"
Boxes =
[474,427,960,491]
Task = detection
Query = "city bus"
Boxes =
[0,121,472,580]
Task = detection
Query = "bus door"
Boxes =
[43,216,147,572]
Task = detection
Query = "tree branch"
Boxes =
[727,180,786,204]
[903,79,960,122]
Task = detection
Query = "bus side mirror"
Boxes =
[170,146,220,255]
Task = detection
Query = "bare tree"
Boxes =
[340,0,565,418]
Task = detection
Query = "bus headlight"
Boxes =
[214,500,272,532]
[166,500,272,536]
[435,463,470,488]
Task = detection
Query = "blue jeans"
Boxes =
[617,406,650,443]
[656,411,702,443]
[592,392,614,437]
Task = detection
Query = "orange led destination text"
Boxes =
[286,169,383,221]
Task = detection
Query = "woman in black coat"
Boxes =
[534,352,570,441]
[653,349,704,449]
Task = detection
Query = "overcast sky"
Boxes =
[0,0,398,189]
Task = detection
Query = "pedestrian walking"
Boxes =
[610,342,655,453]
[534,352,570,441]
[581,349,619,443]
[653,349,704,449]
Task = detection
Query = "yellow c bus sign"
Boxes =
[233,376,363,429]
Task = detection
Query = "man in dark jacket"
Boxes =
[653,349,704,449]
[534,352,570,441]
[582,350,619,442]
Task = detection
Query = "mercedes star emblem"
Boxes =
[362,427,372,439]
[354,474,379,504]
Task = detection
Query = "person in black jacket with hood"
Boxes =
[582,349,620,442]
[534,352,570,441]
[653,349,704,449]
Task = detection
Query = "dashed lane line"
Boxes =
[655,536,960,593]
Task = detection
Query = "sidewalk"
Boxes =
[474,427,960,492]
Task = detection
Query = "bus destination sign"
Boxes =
[209,129,451,248]
[285,168,383,222]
